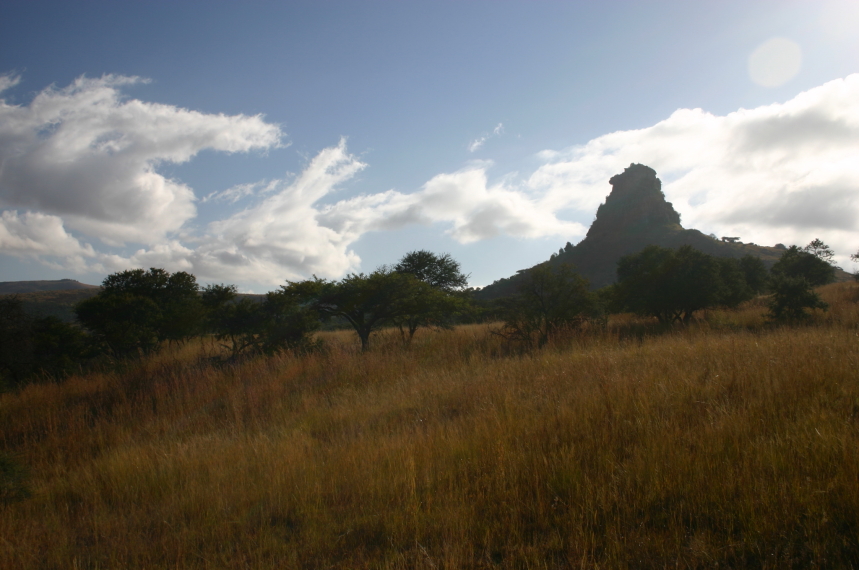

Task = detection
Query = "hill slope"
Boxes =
[477,164,846,299]
[0,279,98,294]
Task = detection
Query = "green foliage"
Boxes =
[0,296,88,389]
[738,254,769,294]
[497,263,601,348]
[715,257,754,308]
[76,268,204,357]
[615,245,755,324]
[76,291,162,357]
[771,245,835,287]
[767,275,828,323]
[803,238,836,266]
[0,297,34,388]
[392,250,471,341]
[203,284,319,358]
[289,270,430,351]
[393,250,469,291]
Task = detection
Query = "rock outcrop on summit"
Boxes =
[477,163,788,299]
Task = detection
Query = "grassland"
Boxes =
[2,283,858,569]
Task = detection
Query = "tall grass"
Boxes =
[1,284,858,568]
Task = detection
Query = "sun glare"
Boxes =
[748,37,803,88]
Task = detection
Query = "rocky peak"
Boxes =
[585,163,681,239]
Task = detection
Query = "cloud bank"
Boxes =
[0,74,282,245]
[3,73,859,286]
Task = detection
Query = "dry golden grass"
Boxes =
[2,284,859,568]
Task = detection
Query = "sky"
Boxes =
[1,0,859,291]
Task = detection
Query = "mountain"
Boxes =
[476,163,845,299]
[0,279,98,295]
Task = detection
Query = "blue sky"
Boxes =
[2,0,859,290]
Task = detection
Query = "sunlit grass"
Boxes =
[2,284,858,568]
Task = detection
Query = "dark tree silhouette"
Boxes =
[771,246,835,287]
[767,275,828,323]
[615,245,756,324]
[393,250,469,291]
[288,270,427,351]
[393,250,470,342]
[76,268,204,356]
[497,263,600,348]
[1,296,87,388]
[803,238,836,266]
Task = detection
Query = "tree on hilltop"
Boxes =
[803,238,836,266]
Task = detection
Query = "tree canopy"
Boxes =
[76,268,204,356]
[615,245,756,324]
[286,270,428,351]
[392,250,470,341]
[393,250,469,291]
[497,263,600,348]
[770,245,835,287]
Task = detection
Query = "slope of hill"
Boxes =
[0,279,98,294]
[0,288,101,322]
[477,163,848,299]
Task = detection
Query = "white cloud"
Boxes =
[201,179,281,204]
[0,73,21,94]
[170,140,579,285]
[468,122,504,152]
[0,210,94,259]
[5,72,859,286]
[528,74,859,266]
[0,74,282,245]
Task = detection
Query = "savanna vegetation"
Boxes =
[1,242,858,568]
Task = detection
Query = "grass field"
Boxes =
[2,283,858,568]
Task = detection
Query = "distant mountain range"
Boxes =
[0,279,98,295]
[476,163,852,300]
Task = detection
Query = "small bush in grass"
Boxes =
[767,275,828,323]
[0,452,30,505]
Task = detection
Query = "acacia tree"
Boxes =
[392,250,470,342]
[615,245,755,324]
[287,270,427,351]
[202,283,319,358]
[497,263,600,349]
[770,245,835,287]
[766,245,833,323]
[393,250,469,290]
[803,238,836,266]
[76,268,204,357]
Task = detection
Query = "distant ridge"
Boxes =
[0,279,99,295]
[476,163,848,299]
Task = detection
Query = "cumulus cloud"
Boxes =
[0,74,282,245]
[173,140,579,284]
[527,74,859,266]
